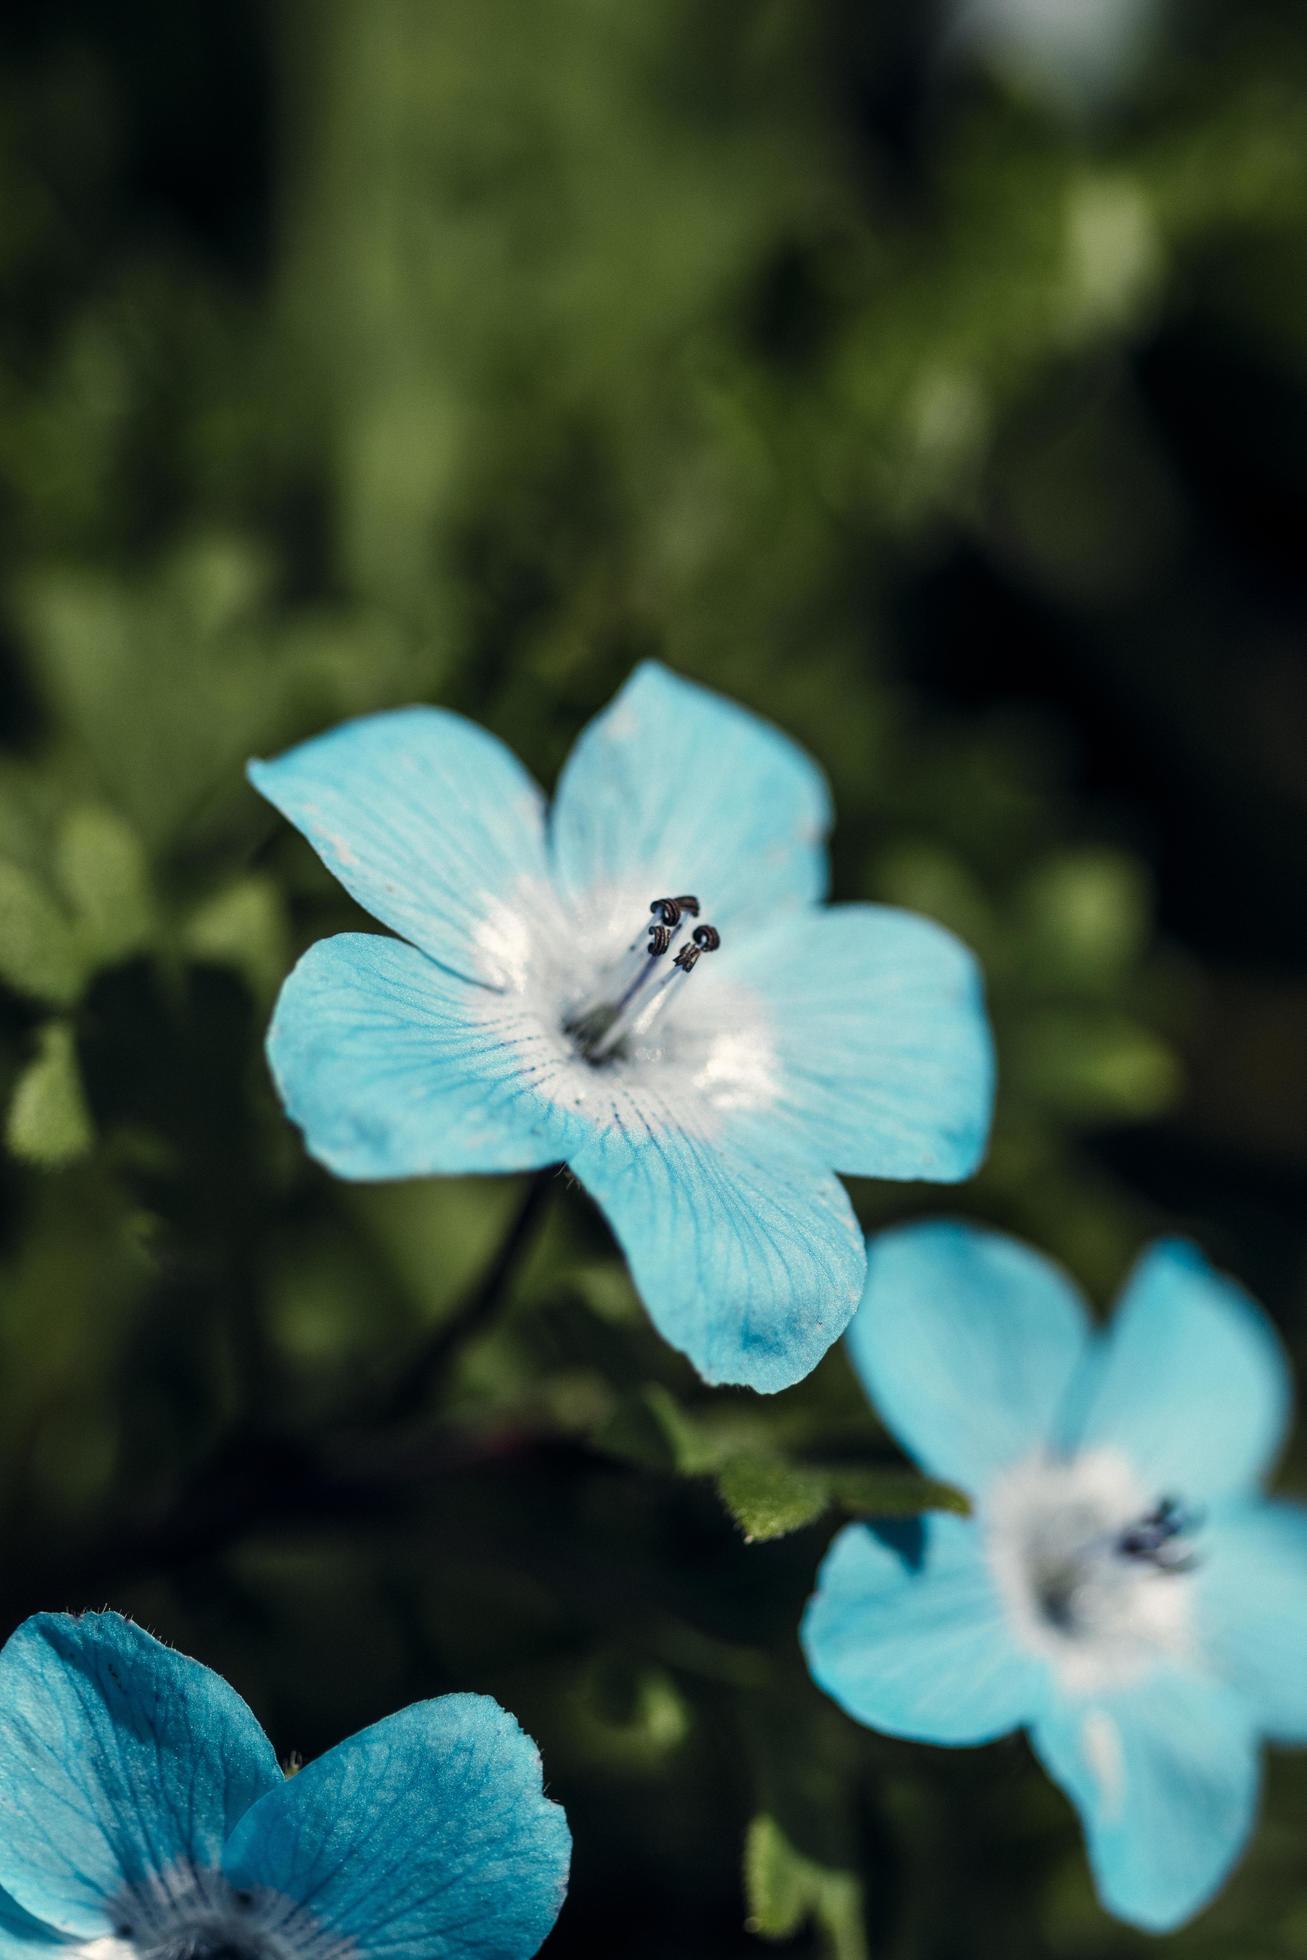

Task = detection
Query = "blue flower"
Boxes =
[0,1611,570,1960]
[249,663,994,1392]
[801,1224,1307,1932]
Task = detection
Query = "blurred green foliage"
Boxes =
[2,2,1307,1955]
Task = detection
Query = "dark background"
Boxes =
[1,3,1305,1955]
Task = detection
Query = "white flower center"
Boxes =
[471,876,781,1134]
[983,1447,1199,1695]
[563,895,722,1064]
[80,1864,352,1960]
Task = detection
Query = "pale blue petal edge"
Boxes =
[1031,1668,1260,1932]
[802,1516,1041,1745]
[570,1108,865,1392]
[549,661,831,926]
[223,1695,570,1960]
[846,1221,1093,1492]
[249,707,550,988]
[749,905,995,1182]
[1064,1239,1292,1503]
[1197,1500,1307,1743]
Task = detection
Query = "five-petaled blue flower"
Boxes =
[802,1224,1307,1931]
[0,1611,570,1960]
[250,663,995,1392]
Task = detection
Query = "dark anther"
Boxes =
[646,923,673,956]
[673,921,721,973]
[1118,1495,1201,1570]
[650,895,702,926]
[114,1923,135,1939]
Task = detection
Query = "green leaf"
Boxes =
[184,874,289,1003]
[0,861,85,1006]
[17,544,279,847]
[744,1813,867,1958]
[825,1465,971,1519]
[744,1812,810,1941]
[718,1453,968,1543]
[1020,1009,1181,1119]
[745,1685,872,1959]
[56,805,154,967]
[571,1656,692,1770]
[1017,848,1150,988]
[6,1022,93,1166]
[717,1454,828,1543]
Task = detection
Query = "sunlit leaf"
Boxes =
[719,1455,968,1543]
[6,1022,93,1166]
[744,1813,867,1958]
[1019,1009,1181,1119]
[717,1455,829,1543]
[825,1465,971,1519]
[1017,848,1151,987]
[184,874,289,1004]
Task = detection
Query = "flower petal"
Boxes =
[1196,1500,1307,1742]
[1031,1668,1260,1931]
[846,1222,1092,1493]
[742,904,994,1181]
[267,934,583,1178]
[1066,1240,1291,1503]
[222,1695,570,1960]
[249,709,550,987]
[569,1109,864,1392]
[801,1516,1040,1744]
[0,1890,68,1954]
[0,1614,280,1939]
[550,662,831,925]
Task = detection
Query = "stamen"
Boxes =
[579,909,721,1062]
[671,924,721,975]
[593,921,720,1056]
[565,903,677,1055]
[1116,1496,1202,1574]
[601,922,672,1023]
[650,895,701,927]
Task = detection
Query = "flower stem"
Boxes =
[377,1167,558,1426]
